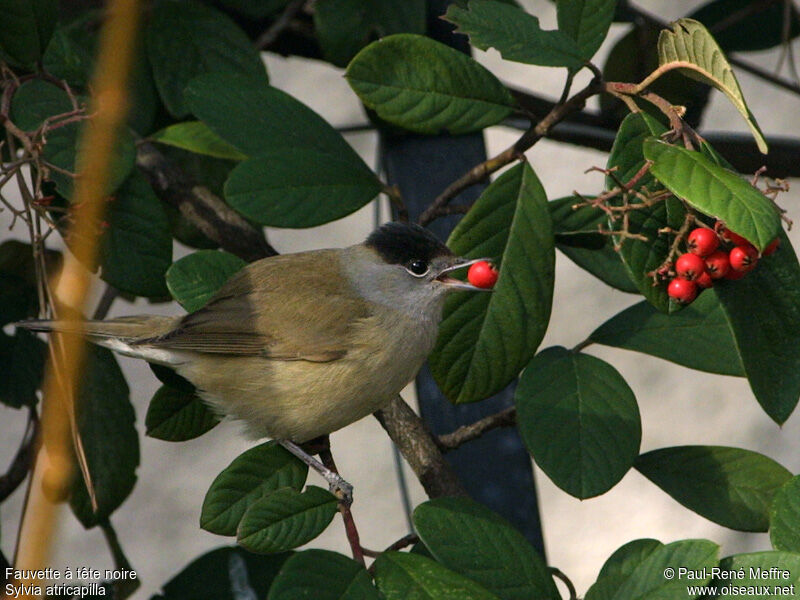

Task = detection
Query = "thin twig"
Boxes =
[256,0,307,49]
[319,444,366,566]
[550,567,578,600]
[436,406,517,452]
[100,519,141,599]
[383,184,409,223]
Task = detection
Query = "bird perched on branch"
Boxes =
[17,222,489,502]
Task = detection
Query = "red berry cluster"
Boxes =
[667,222,780,305]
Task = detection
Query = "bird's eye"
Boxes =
[406,259,429,277]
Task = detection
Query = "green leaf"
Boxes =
[585,539,663,600]
[690,0,800,53]
[516,347,641,498]
[644,140,780,252]
[413,497,558,600]
[0,0,57,68]
[224,150,381,228]
[99,172,172,298]
[202,442,308,537]
[590,293,744,376]
[0,331,46,409]
[9,79,74,131]
[373,552,500,600]
[267,550,380,600]
[636,446,792,532]
[610,539,718,600]
[713,552,800,599]
[558,243,639,293]
[159,546,290,600]
[656,18,767,153]
[445,1,583,70]
[0,241,61,325]
[150,122,248,161]
[556,0,616,60]
[184,74,373,189]
[41,22,94,88]
[237,486,337,553]
[146,0,267,118]
[714,229,800,424]
[70,346,139,528]
[43,123,137,199]
[166,250,246,312]
[145,385,220,442]
[429,162,555,404]
[770,476,800,553]
[605,113,676,313]
[314,0,426,67]
[345,34,515,135]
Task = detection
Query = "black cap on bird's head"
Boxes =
[365,222,452,266]
[365,222,490,291]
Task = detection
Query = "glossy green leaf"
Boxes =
[166,250,246,312]
[373,552,500,600]
[346,34,515,134]
[100,172,172,298]
[0,0,57,68]
[636,446,792,532]
[656,18,767,153]
[70,346,139,528]
[224,150,381,228]
[714,229,800,424]
[0,331,46,409]
[556,0,616,60]
[146,0,267,118]
[429,162,555,404]
[645,140,780,252]
[159,546,290,600]
[267,550,380,600]
[41,22,94,87]
[445,1,583,69]
[201,442,308,536]
[770,476,800,553]
[590,293,744,376]
[413,497,558,600]
[151,122,248,161]
[516,346,641,498]
[145,385,220,442]
[9,79,74,131]
[610,539,718,600]
[605,113,676,313]
[558,243,639,293]
[237,486,337,553]
[713,552,800,599]
[315,0,426,67]
[585,539,663,600]
[690,0,800,53]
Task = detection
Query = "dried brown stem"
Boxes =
[436,406,517,452]
[319,445,366,566]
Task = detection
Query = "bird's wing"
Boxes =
[138,250,371,362]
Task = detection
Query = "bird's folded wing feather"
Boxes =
[138,250,371,362]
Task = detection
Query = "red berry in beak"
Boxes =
[467,260,498,289]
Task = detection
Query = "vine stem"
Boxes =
[318,445,366,565]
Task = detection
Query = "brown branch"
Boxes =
[418,79,604,227]
[436,406,517,452]
[135,141,276,262]
[256,0,307,49]
[374,395,467,499]
[318,445,366,565]
[383,184,409,223]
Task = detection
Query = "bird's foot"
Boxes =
[326,473,354,507]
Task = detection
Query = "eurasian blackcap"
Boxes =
[18,222,489,499]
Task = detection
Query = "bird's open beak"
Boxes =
[436,257,494,291]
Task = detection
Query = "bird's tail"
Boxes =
[15,315,183,364]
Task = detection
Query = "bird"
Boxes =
[17,222,489,501]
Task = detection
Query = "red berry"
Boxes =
[687,228,719,256]
[668,277,698,304]
[715,222,749,246]
[467,260,498,289]
[729,245,758,272]
[763,238,781,256]
[675,253,706,281]
[695,270,713,289]
[704,251,730,279]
